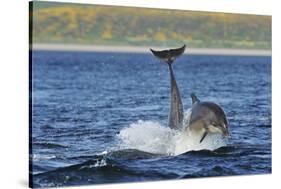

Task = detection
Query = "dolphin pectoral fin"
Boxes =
[200,130,208,143]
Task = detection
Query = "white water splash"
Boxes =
[80,159,107,170]
[117,111,226,156]
[117,120,176,155]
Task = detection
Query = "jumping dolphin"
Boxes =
[150,45,229,143]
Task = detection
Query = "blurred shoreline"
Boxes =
[32,43,271,56]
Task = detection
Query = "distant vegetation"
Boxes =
[31,1,271,49]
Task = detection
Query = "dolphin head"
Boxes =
[209,120,229,137]
[190,101,230,143]
[207,104,229,137]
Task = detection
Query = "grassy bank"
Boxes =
[30,1,271,49]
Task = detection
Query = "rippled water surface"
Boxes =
[30,51,271,187]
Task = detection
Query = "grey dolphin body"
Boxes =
[150,45,229,143]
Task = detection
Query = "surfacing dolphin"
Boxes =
[150,45,229,143]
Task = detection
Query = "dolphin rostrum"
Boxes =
[150,45,186,129]
[150,45,229,143]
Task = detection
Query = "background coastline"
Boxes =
[33,43,271,56]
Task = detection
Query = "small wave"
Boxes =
[33,142,69,149]
[107,149,162,159]
[32,154,57,161]
[96,150,108,156]
[179,146,233,157]
[181,165,238,178]
[117,116,226,156]
[258,124,271,128]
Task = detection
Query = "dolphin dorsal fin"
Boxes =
[191,93,200,104]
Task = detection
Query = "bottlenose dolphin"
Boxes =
[150,45,229,143]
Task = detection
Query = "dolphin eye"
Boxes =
[211,122,220,128]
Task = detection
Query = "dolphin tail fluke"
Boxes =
[150,44,186,64]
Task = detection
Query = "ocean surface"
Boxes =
[30,51,271,188]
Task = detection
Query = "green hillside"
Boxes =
[30,1,272,49]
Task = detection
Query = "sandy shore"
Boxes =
[32,43,271,56]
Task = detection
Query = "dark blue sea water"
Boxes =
[30,51,271,188]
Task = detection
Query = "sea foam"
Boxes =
[117,111,226,156]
